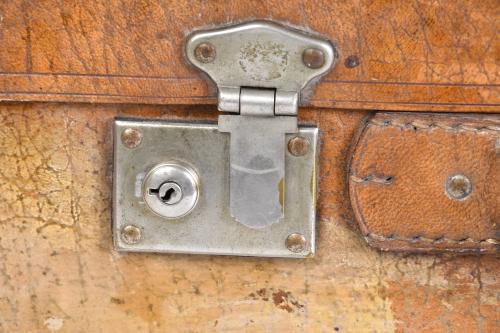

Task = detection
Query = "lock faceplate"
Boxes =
[113,118,318,258]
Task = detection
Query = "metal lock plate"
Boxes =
[113,119,318,258]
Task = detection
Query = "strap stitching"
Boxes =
[350,175,393,185]
[366,233,499,245]
[370,118,500,134]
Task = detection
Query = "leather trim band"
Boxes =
[349,112,500,253]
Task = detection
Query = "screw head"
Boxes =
[194,42,216,63]
[286,233,307,253]
[121,225,142,244]
[121,128,142,149]
[288,136,310,156]
[445,174,472,200]
[345,55,360,68]
[302,48,325,69]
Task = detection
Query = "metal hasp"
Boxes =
[185,21,336,228]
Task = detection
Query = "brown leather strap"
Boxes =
[349,112,500,253]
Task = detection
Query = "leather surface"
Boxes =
[0,0,498,111]
[1,102,499,332]
[349,112,500,253]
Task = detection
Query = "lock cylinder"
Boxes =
[142,163,200,219]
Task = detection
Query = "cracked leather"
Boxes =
[1,103,499,332]
[0,0,498,112]
[0,0,499,330]
[349,112,500,253]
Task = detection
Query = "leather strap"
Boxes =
[349,112,500,253]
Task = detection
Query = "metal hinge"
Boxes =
[186,21,336,229]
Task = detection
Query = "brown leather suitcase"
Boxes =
[0,1,498,332]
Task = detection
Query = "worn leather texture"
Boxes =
[1,103,499,332]
[349,112,500,253]
[0,0,499,112]
[0,1,499,330]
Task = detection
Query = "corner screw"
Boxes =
[288,136,310,156]
[302,48,325,69]
[121,128,142,149]
[445,174,472,200]
[286,233,307,253]
[194,42,216,63]
[121,225,142,244]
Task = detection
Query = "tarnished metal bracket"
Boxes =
[113,119,318,258]
[185,21,335,228]
[185,21,336,114]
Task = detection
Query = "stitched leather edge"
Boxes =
[367,232,499,245]
[349,113,500,251]
[370,118,500,135]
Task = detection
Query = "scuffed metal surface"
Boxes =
[238,41,288,81]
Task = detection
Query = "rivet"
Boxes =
[286,233,306,253]
[121,128,142,149]
[445,174,472,200]
[302,48,325,69]
[345,55,360,68]
[194,42,216,63]
[288,136,310,156]
[121,225,142,244]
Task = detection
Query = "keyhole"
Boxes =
[149,182,183,205]
[162,187,176,202]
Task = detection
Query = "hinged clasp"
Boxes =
[185,20,336,228]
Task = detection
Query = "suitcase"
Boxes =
[0,1,498,332]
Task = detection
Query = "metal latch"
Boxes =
[185,21,336,229]
[113,21,335,258]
